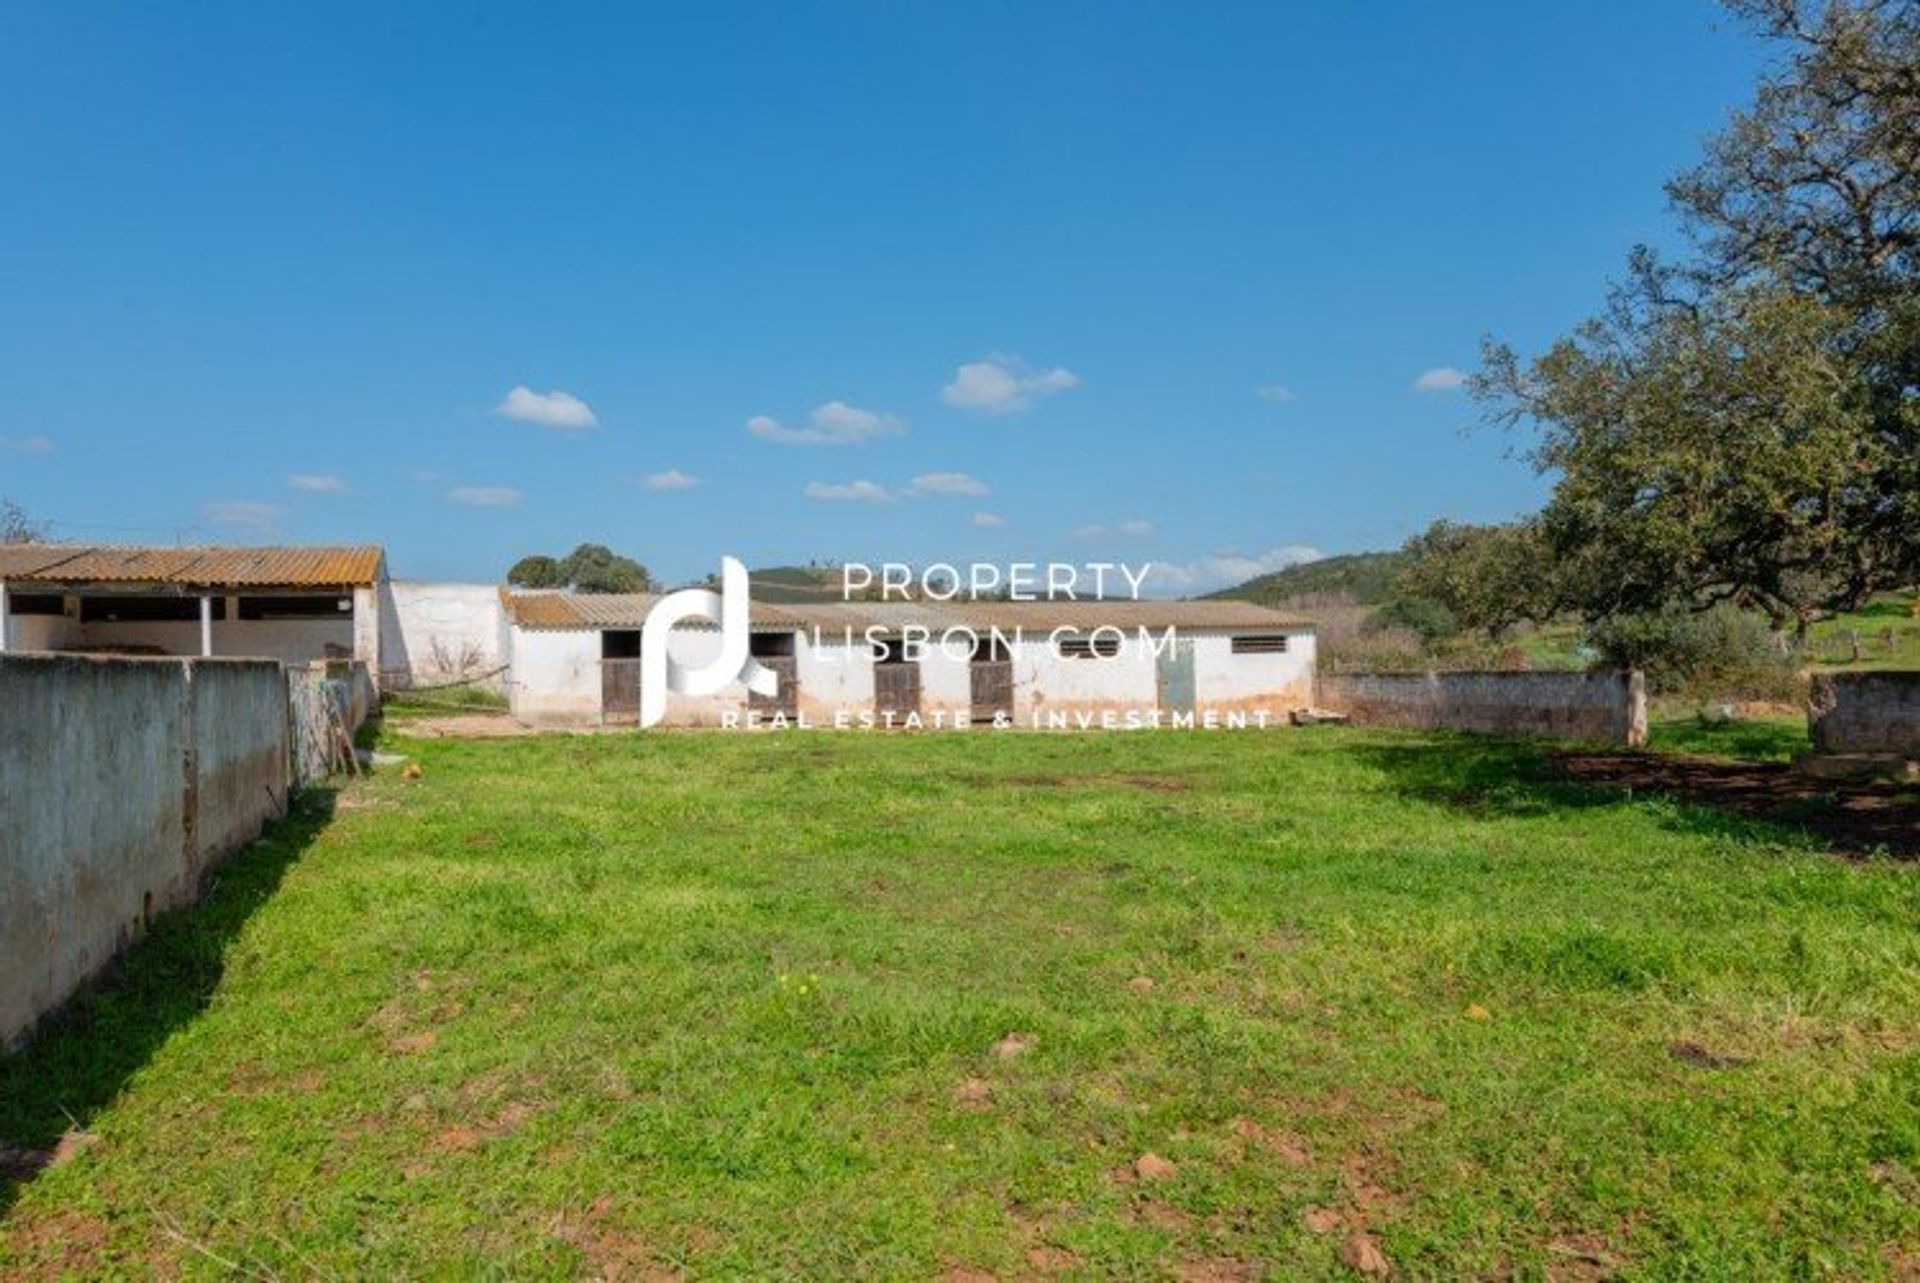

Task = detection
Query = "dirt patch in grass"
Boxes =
[554,1195,676,1281]
[1552,751,1919,857]
[393,715,539,739]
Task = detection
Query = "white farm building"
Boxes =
[498,591,1316,729]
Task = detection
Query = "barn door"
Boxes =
[1155,637,1195,715]
[874,639,922,722]
[602,630,642,725]
[969,638,1012,724]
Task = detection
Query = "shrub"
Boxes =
[1587,605,1801,700]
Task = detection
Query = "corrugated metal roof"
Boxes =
[0,543,385,588]
[499,590,1311,632]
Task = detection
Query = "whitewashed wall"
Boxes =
[1013,633,1159,722]
[382,582,505,688]
[1190,628,1316,716]
[507,628,601,725]
[794,632,876,723]
[505,622,1317,730]
[69,617,353,665]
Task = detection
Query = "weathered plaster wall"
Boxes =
[1013,634,1159,722]
[0,654,290,1049]
[381,582,505,689]
[1318,669,1647,747]
[9,612,78,652]
[68,616,353,665]
[793,633,876,723]
[507,628,602,726]
[1809,672,1920,757]
[1190,629,1317,717]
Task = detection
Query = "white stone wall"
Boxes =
[382,582,505,688]
[1013,632,1159,722]
[507,627,602,725]
[794,631,876,722]
[71,616,354,665]
[1190,628,1316,716]
[505,622,1318,730]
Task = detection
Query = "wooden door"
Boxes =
[970,657,1013,723]
[749,654,799,717]
[874,660,922,722]
[603,660,641,724]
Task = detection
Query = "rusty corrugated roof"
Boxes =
[0,543,385,588]
[498,590,1311,632]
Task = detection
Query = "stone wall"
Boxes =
[1318,669,1647,747]
[1808,672,1920,757]
[0,654,291,1048]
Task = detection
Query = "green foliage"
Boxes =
[558,543,649,594]
[1367,594,1457,643]
[507,545,651,594]
[4,731,1917,1276]
[1477,0,1920,628]
[1587,604,1801,698]
[1396,520,1556,640]
[1206,551,1408,606]
[505,554,564,588]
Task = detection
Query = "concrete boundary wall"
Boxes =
[1,654,292,1048]
[1809,672,1920,757]
[1318,670,1647,747]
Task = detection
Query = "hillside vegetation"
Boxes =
[1206,552,1408,608]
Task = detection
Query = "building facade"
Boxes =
[499,591,1316,729]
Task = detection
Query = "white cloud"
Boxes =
[1256,384,1298,403]
[642,469,700,491]
[495,385,599,430]
[906,471,989,498]
[1075,518,1157,542]
[449,485,523,508]
[286,473,348,494]
[0,435,55,456]
[941,355,1080,415]
[1413,366,1467,393]
[971,512,1007,528]
[803,480,893,503]
[202,499,282,532]
[1140,544,1325,597]
[748,400,904,446]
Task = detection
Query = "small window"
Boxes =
[237,595,352,621]
[1231,634,1290,655]
[874,637,914,665]
[1058,634,1121,659]
[602,630,641,660]
[6,593,64,616]
[81,596,225,623]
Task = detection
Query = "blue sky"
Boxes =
[0,2,1765,591]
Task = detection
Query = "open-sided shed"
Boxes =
[0,543,388,674]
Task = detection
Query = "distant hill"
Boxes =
[1207,551,1407,606]
[745,565,849,602]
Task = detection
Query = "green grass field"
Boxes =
[4,729,1918,1279]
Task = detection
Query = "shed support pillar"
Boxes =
[0,581,9,654]
[199,593,213,658]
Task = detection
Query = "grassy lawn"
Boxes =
[1645,714,1811,765]
[4,729,1918,1279]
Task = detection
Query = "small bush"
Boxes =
[1587,605,1802,700]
